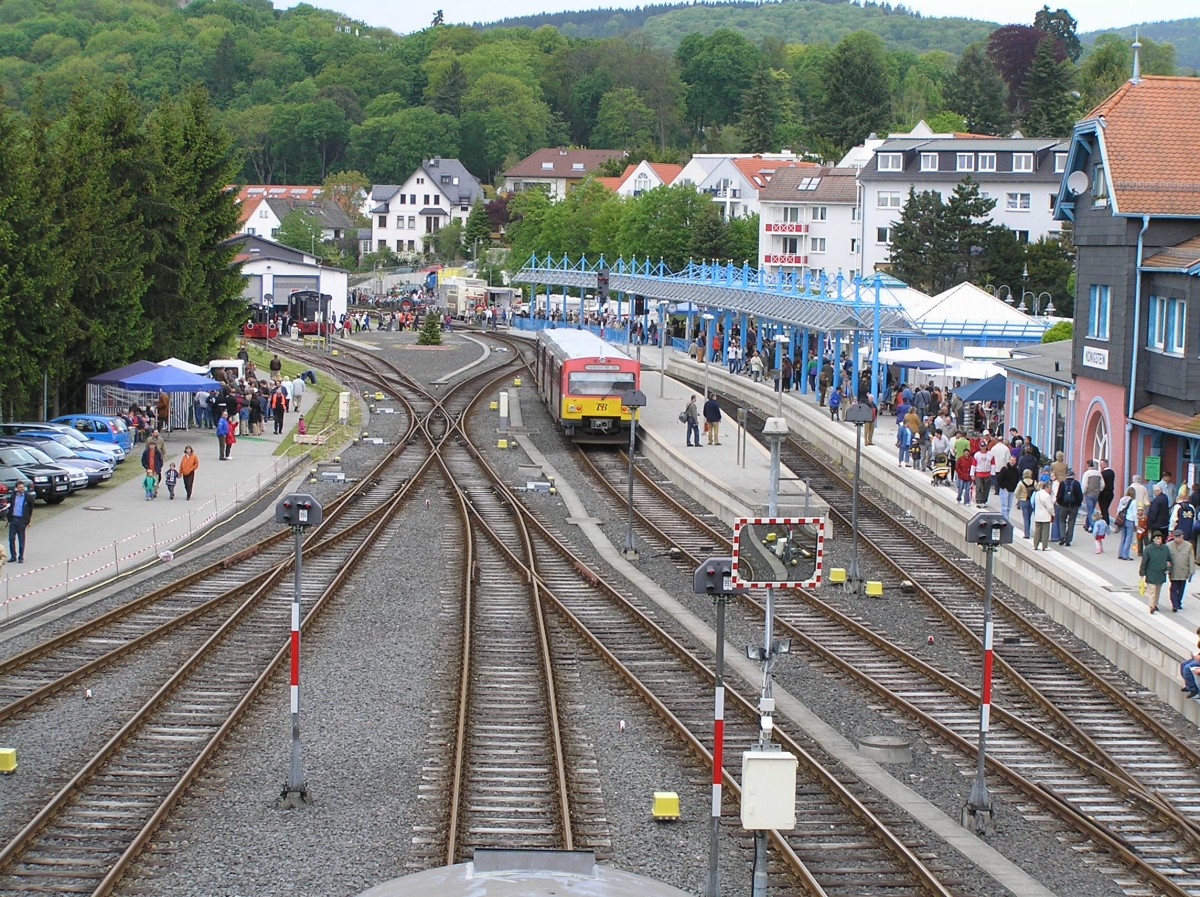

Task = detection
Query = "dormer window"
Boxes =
[1054,152,1067,173]
[920,153,938,171]
[571,162,584,171]
[1013,153,1034,173]
[878,153,902,172]
[977,153,997,172]
[956,153,974,172]
[541,162,554,170]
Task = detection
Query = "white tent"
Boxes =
[913,282,1049,341]
[935,359,1006,380]
[875,347,962,367]
[159,357,209,375]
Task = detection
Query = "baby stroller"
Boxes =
[930,452,952,487]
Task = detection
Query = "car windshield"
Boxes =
[56,426,92,442]
[0,447,37,465]
[32,442,71,460]
[53,434,87,449]
[16,445,54,464]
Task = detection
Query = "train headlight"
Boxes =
[567,403,577,413]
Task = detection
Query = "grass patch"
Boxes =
[246,345,360,462]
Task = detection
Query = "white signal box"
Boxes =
[740,751,798,830]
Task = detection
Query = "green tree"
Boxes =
[463,199,491,257]
[1041,320,1072,342]
[676,29,763,130]
[977,226,1027,294]
[428,219,463,260]
[1024,235,1074,317]
[141,86,247,362]
[889,178,996,293]
[417,312,443,345]
[814,31,893,153]
[427,57,466,115]
[725,213,760,265]
[946,43,1010,135]
[616,184,718,269]
[322,169,370,224]
[276,209,326,257]
[1033,6,1081,62]
[738,68,794,153]
[1021,35,1078,136]
[686,204,728,261]
[348,106,459,183]
[1080,34,1176,107]
[592,86,655,148]
[51,81,155,395]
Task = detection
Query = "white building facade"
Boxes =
[756,167,860,281]
[857,137,1069,274]
[369,158,483,255]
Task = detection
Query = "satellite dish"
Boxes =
[1066,170,1089,196]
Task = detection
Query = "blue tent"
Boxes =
[117,366,217,392]
[954,373,1007,404]
[87,360,163,386]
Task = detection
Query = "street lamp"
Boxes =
[845,402,875,595]
[621,388,648,559]
[658,301,669,399]
[701,312,715,399]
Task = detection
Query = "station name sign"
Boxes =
[1082,346,1109,370]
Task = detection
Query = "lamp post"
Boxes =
[701,312,715,399]
[621,388,648,559]
[845,402,875,595]
[658,302,669,399]
[1036,292,1055,317]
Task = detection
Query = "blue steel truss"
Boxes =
[512,254,919,333]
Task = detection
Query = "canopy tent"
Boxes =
[159,357,209,376]
[911,282,1049,342]
[938,359,1006,380]
[87,360,162,386]
[953,373,1007,404]
[86,360,217,431]
[118,366,218,392]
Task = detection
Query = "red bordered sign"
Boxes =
[731,516,826,589]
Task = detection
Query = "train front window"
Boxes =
[568,371,635,396]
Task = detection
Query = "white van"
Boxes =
[208,359,246,382]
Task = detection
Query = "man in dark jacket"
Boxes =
[996,456,1021,521]
[1015,443,1040,480]
[703,393,722,445]
[1055,470,1084,546]
[1147,483,1172,540]
[6,481,33,563]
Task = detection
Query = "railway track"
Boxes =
[0,347,526,896]
[575,423,1200,896]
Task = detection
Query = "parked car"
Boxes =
[0,464,34,497]
[0,445,71,503]
[0,441,89,494]
[49,414,133,452]
[0,437,112,487]
[13,431,120,468]
[0,422,125,463]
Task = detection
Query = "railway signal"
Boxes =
[693,557,746,897]
[276,493,323,808]
[962,511,1012,835]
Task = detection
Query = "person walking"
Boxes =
[971,443,994,506]
[1147,483,1172,540]
[291,374,305,414]
[862,394,877,446]
[1092,511,1109,553]
[141,440,164,499]
[1055,469,1084,546]
[1140,531,1171,614]
[1099,459,1117,521]
[1081,460,1102,532]
[703,393,722,445]
[684,395,701,447]
[1167,529,1195,612]
[996,456,1020,521]
[215,412,230,460]
[6,481,32,563]
[271,387,286,435]
[1114,487,1137,560]
[164,463,179,500]
[1032,481,1055,551]
[179,445,198,500]
[1169,485,1195,541]
[1015,469,1036,539]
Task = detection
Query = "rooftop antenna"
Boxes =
[1131,30,1143,84]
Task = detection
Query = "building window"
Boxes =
[408,216,416,228]
[1049,193,1058,210]
[416,177,424,184]
[878,191,902,209]
[782,206,801,223]
[920,153,938,171]
[1092,164,1109,205]
[1013,153,1034,172]
[398,194,407,204]
[246,227,256,236]
[811,206,827,222]
[410,194,416,205]
[977,153,997,172]
[1149,295,1186,354]
[878,153,902,171]
[956,153,974,172]
[781,237,799,255]
[876,226,892,244]
[377,238,387,250]
[1054,153,1067,172]
[258,209,268,218]
[634,173,651,194]
[1088,285,1110,341]
[1006,192,1031,211]
[850,238,859,254]
[810,236,826,253]
[851,206,859,221]
[377,215,387,228]
[1015,230,1030,242]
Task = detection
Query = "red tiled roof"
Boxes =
[231,185,325,224]
[1142,235,1200,272]
[647,162,682,183]
[1085,76,1200,216]
[503,148,626,179]
[730,157,818,191]
[592,177,624,191]
[1133,404,1200,436]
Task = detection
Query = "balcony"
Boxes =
[764,223,809,234]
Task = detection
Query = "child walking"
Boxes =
[1092,509,1109,553]
[164,463,179,500]
[142,470,157,501]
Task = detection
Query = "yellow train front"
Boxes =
[535,328,641,444]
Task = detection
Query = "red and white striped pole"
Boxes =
[285,523,307,803]
[965,545,996,831]
[706,595,727,897]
